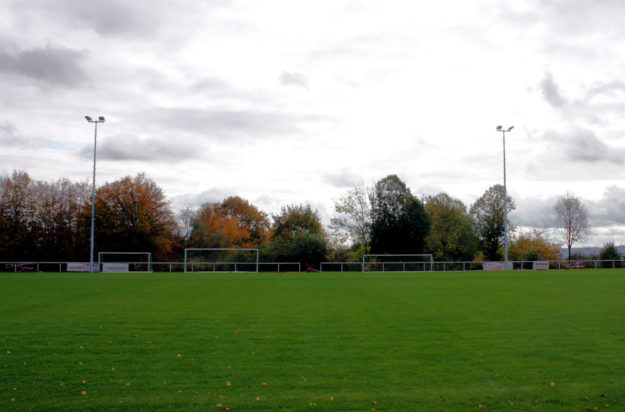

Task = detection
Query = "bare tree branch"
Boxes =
[553,192,590,260]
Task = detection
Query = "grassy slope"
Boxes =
[1,270,624,411]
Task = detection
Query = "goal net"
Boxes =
[98,252,152,273]
[184,248,259,273]
[362,254,433,272]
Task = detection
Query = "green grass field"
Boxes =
[1,270,625,411]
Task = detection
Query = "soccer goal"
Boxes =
[98,252,152,273]
[362,254,433,272]
[184,248,259,273]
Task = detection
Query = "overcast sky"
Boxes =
[2,0,625,246]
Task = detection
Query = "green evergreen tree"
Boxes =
[369,175,429,254]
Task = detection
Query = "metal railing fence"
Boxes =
[0,261,302,273]
[1,259,623,273]
[319,259,625,272]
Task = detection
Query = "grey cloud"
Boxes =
[0,121,29,146]
[79,134,202,162]
[511,197,558,228]
[512,188,625,233]
[9,0,231,38]
[540,72,566,108]
[193,77,238,95]
[144,107,334,140]
[585,81,625,100]
[414,185,447,198]
[279,71,309,90]
[0,44,87,87]
[543,0,625,36]
[322,169,360,188]
[171,188,237,209]
[544,128,625,164]
[189,77,268,104]
[587,186,625,227]
[537,73,625,126]
[254,194,284,213]
[565,129,625,163]
[67,0,161,36]
[499,0,625,37]
[15,0,160,37]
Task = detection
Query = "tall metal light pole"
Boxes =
[496,125,513,270]
[85,116,105,272]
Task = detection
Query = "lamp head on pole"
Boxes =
[507,126,513,131]
[85,115,105,123]
[496,125,503,131]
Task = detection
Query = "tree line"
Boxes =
[0,170,599,265]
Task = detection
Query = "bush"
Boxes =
[261,232,328,268]
[599,242,621,268]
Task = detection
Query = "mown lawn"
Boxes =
[1,270,625,411]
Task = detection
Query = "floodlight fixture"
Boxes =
[496,125,513,270]
[85,115,105,273]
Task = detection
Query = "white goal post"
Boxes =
[184,248,259,273]
[362,254,433,272]
[98,252,152,273]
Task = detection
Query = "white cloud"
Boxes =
[278,71,309,90]
[3,0,625,245]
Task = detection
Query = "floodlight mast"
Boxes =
[496,125,513,270]
[85,115,105,273]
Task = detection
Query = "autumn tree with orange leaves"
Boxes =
[189,196,270,249]
[83,173,177,260]
[508,229,560,262]
[215,196,271,246]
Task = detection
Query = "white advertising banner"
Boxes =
[102,263,130,273]
[483,262,506,271]
[533,261,550,270]
[67,262,92,272]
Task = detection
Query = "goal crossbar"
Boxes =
[184,248,259,273]
[362,254,433,272]
[98,252,152,273]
